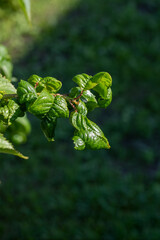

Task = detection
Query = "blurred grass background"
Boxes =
[0,0,160,239]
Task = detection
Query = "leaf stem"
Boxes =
[74,90,84,101]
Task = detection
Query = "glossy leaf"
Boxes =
[76,100,88,116]
[72,136,85,150]
[0,133,28,159]
[41,117,57,141]
[70,112,110,150]
[19,0,31,23]
[47,95,69,119]
[98,87,112,108]
[72,73,93,90]
[28,89,54,117]
[69,87,81,98]
[0,99,23,125]
[81,90,98,111]
[91,72,112,98]
[17,80,37,104]
[0,75,16,94]
[27,74,42,87]
[41,77,62,93]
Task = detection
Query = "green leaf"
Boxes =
[41,117,57,141]
[0,99,23,125]
[70,112,110,150]
[0,45,13,79]
[98,87,112,108]
[28,89,54,117]
[17,80,37,104]
[27,74,42,87]
[0,133,28,159]
[72,73,93,90]
[47,95,69,119]
[81,90,98,111]
[0,75,16,94]
[41,77,62,93]
[69,87,81,98]
[7,115,31,145]
[76,100,88,116]
[72,136,85,150]
[19,0,31,23]
[0,60,13,80]
[0,121,8,133]
[91,72,112,98]
[28,75,62,93]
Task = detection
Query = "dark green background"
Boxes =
[0,0,160,239]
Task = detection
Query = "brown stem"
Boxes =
[68,99,77,111]
[74,90,84,101]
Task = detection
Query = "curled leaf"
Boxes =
[28,74,42,87]
[72,73,93,90]
[76,100,88,116]
[91,72,112,98]
[98,87,112,108]
[41,117,57,141]
[70,112,110,150]
[72,136,85,150]
[81,90,98,111]
[41,77,62,93]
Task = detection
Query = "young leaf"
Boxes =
[41,117,57,141]
[0,99,23,125]
[72,73,93,90]
[41,77,62,93]
[90,72,112,98]
[81,90,98,111]
[0,133,28,159]
[70,112,110,150]
[47,95,69,119]
[98,87,112,108]
[27,74,42,87]
[28,89,54,117]
[0,75,16,94]
[72,136,85,150]
[17,80,37,104]
[76,100,88,116]
[19,0,31,23]
[69,87,81,98]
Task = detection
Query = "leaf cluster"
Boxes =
[0,72,112,158]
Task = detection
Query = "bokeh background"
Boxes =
[0,0,160,239]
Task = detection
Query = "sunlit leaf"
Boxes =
[19,0,31,23]
[0,75,16,94]
[70,112,110,150]
[0,133,28,159]
[17,80,37,104]
[28,89,54,117]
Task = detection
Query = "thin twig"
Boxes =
[73,90,84,101]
